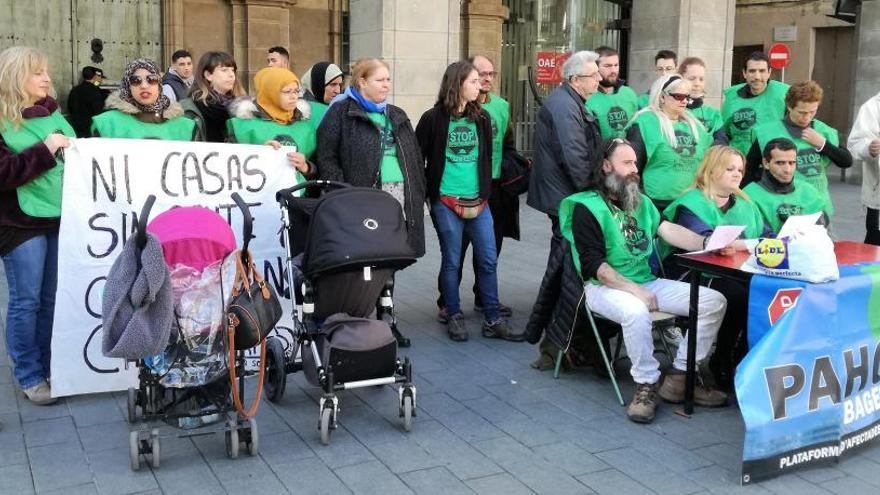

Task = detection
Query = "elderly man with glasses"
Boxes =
[524,50,603,345]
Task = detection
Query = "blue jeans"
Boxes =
[2,233,58,389]
[431,201,500,322]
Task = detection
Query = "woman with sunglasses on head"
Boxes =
[626,74,712,211]
[416,61,522,343]
[660,145,764,389]
[227,67,316,182]
[677,57,727,145]
[181,51,246,142]
[0,46,74,405]
[91,58,196,140]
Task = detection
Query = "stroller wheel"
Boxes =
[319,407,333,446]
[127,387,138,423]
[246,418,259,456]
[129,431,141,471]
[265,337,287,403]
[150,429,160,469]
[225,420,239,459]
[402,395,414,432]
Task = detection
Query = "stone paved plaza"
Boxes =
[0,180,878,494]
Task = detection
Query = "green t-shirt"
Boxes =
[628,111,712,201]
[663,188,765,238]
[227,116,316,158]
[441,117,480,197]
[227,115,317,186]
[0,111,75,218]
[688,103,724,135]
[637,92,650,110]
[559,190,661,285]
[91,110,196,141]
[586,85,639,140]
[366,112,403,184]
[742,178,828,234]
[481,94,510,179]
[310,101,329,126]
[721,80,789,156]
[751,118,839,216]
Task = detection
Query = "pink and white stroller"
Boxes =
[115,194,272,470]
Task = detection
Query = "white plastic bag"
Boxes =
[740,225,839,283]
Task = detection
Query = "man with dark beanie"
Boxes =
[67,66,108,137]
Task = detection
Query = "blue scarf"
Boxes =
[328,86,387,114]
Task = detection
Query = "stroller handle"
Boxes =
[230,192,254,256]
[135,195,157,250]
[275,180,350,203]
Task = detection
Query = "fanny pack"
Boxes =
[439,195,485,220]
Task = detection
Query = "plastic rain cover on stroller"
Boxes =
[144,207,237,388]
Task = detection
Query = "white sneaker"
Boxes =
[23,381,57,405]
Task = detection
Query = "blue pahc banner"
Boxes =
[738,264,880,484]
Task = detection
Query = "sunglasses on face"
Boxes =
[665,92,692,103]
[128,74,160,86]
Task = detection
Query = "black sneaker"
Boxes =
[481,319,525,342]
[474,302,513,317]
[447,313,468,342]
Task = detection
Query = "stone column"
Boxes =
[853,0,880,118]
[629,0,735,108]
[349,0,460,120]
[230,0,297,91]
[461,0,509,82]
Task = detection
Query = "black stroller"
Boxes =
[270,180,417,444]
[105,194,262,469]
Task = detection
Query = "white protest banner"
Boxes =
[51,138,298,397]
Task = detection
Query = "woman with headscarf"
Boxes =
[181,51,246,142]
[227,67,317,181]
[301,62,344,125]
[0,46,73,405]
[91,58,196,140]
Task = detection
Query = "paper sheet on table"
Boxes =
[777,212,823,239]
[685,225,745,254]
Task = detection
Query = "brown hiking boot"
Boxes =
[447,313,469,342]
[627,383,658,424]
[658,370,728,407]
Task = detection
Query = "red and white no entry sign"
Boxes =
[768,43,791,70]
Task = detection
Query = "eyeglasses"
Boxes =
[574,72,602,81]
[127,74,160,86]
[665,92,692,103]
[280,87,303,97]
[478,71,499,78]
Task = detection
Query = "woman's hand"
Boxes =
[718,239,748,256]
[43,134,70,155]
[288,152,309,173]
[263,139,282,150]
[801,128,826,150]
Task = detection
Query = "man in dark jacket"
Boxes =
[161,50,193,103]
[525,50,602,344]
[66,66,108,137]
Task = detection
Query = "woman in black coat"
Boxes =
[316,58,425,347]
[315,58,425,257]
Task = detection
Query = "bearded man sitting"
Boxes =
[558,138,734,423]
